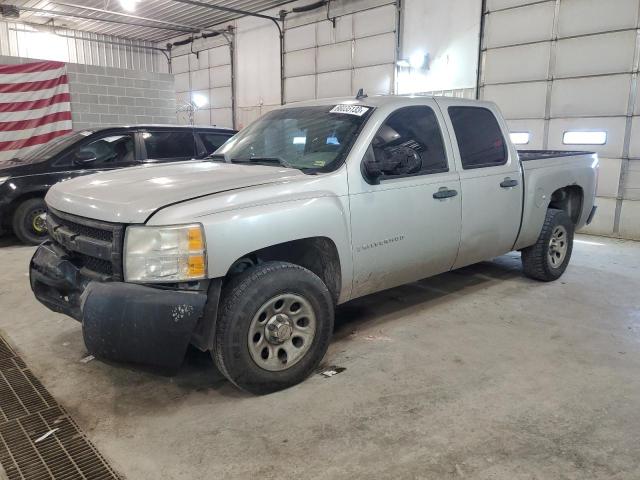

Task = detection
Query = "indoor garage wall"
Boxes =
[283,1,398,103]
[171,35,234,128]
[0,20,163,72]
[0,54,176,130]
[479,0,640,240]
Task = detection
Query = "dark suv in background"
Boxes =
[0,125,236,244]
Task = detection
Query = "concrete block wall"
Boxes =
[0,55,177,130]
[66,63,176,130]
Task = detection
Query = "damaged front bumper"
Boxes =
[30,241,208,368]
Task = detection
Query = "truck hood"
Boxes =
[45,160,306,223]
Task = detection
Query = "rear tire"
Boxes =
[213,261,334,395]
[12,198,48,245]
[521,208,574,282]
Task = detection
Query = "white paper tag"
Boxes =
[330,104,370,116]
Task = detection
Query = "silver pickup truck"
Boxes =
[30,95,598,394]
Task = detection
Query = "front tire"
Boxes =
[521,208,574,282]
[12,198,48,245]
[213,261,334,394]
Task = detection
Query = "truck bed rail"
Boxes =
[518,150,594,161]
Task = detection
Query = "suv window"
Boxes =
[143,131,196,160]
[198,132,231,154]
[448,106,507,169]
[370,106,448,178]
[61,134,135,167]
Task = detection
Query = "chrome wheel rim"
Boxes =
[247,293,316,372]
[31,210,47,235]
[548,225,568,268]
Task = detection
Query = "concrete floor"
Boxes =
[1,234,639,479]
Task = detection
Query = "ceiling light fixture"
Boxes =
[119,0,138,12]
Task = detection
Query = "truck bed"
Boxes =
[518,150,594,161]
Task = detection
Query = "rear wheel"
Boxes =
[213,261,334,394]
[12,198,48,245]
[521,208,574,282]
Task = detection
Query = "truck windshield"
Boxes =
[214,105,371,173]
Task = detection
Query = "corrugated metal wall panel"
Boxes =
[0,20,164,71]
[9,0,297,42]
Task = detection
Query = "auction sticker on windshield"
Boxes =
[330,104,370,116]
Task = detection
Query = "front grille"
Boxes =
[79,254,114,276]
[48,211,113,243]
[47,208,125,280]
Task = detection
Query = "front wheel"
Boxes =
[213,261,334,394]
[12,198,48,245]
[521,208,574,282]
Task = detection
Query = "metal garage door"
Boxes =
[478,0,640,239]
[283,1,398,103]
[171,35,234,128]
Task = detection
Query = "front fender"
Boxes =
[196,195,354,302]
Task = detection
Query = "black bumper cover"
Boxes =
[30,241,207,369]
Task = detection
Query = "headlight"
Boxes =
[0,176,10,186]
[124,224,207,283]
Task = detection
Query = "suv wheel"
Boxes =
[521,208,574,282]
[213,261,334,394]
[12,198,48,245]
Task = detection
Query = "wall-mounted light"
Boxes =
[510,132,530,145]
[191,93,208,108]
[409,52,428,69]
[397,52,430,71]
[563,131,607,145]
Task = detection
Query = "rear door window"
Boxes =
[142,130,196,160]
[448,107,507,169]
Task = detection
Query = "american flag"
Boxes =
[0,60,73,162]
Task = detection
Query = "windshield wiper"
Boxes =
[205,153,227,162]
[231,157,295,169]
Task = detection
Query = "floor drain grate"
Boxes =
[0,335,121,480]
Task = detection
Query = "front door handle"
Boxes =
[433,187,458,199]
[500,178,519,188]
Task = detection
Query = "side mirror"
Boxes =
[362,147,383,185]
[362,146,422,184]
[74,149,97,165]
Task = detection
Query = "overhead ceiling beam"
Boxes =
[14,5,199,33]
[169,0,280,24]
[52,2,202,32]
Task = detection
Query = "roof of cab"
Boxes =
[280,94,493,109]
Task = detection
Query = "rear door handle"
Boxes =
[433,187,458,199]
[500,178,519,188]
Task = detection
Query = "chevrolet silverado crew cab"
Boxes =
[29,95,598,394]
[0,124,235,245]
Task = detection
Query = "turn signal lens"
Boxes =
[188,227,204,251]
[188,255,206,277]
